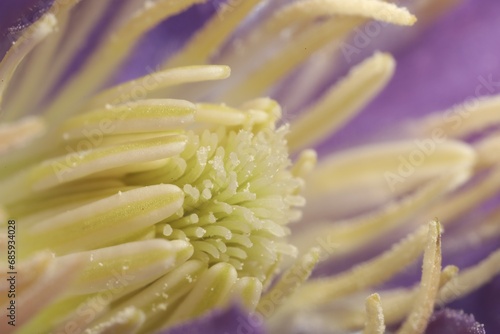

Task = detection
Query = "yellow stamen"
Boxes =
[44,0,205,121]
[61,99,196,139]
[336,265,458,329]
[219,0,416,68]
[266,0,416,32]
[260,248,320,312]
[0,135,187,201]
[58,239,193,296]
[415,94,500,138]
[437,248,500,305]
[91,260,206,333]
[0,13,56,113]
[288,52,395,152]
[162,262,237,327]
[283,224,431,311]
[4,0,80,120]
[230,277,263,312]
[295,171,467,258]
[397,220,442,334]
[195,102,270,126]
[220,17,361,104]
[19,185,184,256]
[291,149,317,179]
[87,65,231,109]
[382,265,457,327]
[30,0,116,118]
[165,0,262,67]
[304,140,475,216]
[363,293,385,334]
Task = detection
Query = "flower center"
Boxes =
[130,125,302,283]
[0,94,304,331]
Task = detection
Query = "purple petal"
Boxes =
[425,308,485,334]
[0,0,54,58]
[160,305,266,334]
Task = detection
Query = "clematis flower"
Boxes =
[0,0,499,334]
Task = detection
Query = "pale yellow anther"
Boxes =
[87,66,231,109]
[288,52,395,152]
[474,131,500,168]
[304,140,474,218]
[19,185,184,256]
[336,265,458,330]
[397,220,442,334]
[194,101,278,129]
[195,103,248,126]
[220,17,361,104]
[268,0,416,33]
[295,171,467,258]
[385,265,457,328]
[230,277,263,312]
[441,265,460,283]
[239,97,283,129]
[61,99,196,140]
[219,0,415,78]
[0,135,187,202]
[291,149,317,179]
[363,293,385,334]
[285,225,430,311]
[415,94,500,138]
